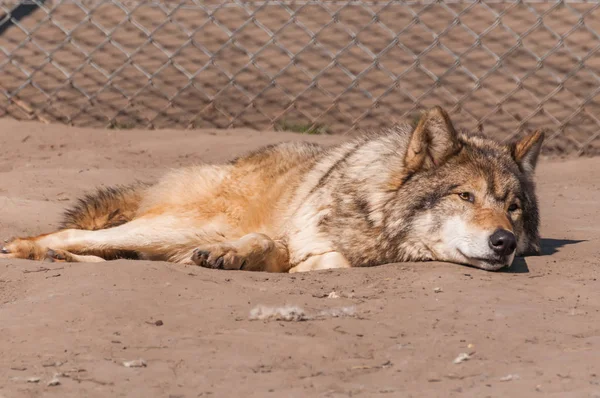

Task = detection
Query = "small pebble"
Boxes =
[47,377,60,386]
[434,287,442,293]
[11,366,27,371]
[26,377,40,383]
[453,352,471,364]
[500,374,520,382]
[123,359,147,368]
[42,360,63,367]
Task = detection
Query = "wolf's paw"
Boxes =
[191,245,246,270]
[44,248,75,263]
[0,238,47,261]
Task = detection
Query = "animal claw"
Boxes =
[45,249,67,262]
[191,249,210,266]
[213,256,224,269]
[194,249,209,257]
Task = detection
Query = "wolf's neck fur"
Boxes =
[298,124,436,266]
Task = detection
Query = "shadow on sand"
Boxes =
[500,238,586,274]
[539,238,586,256]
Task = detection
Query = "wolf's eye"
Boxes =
[508,203,519,212]
[458,192,474,203]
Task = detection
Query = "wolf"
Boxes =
[0,107,544,272]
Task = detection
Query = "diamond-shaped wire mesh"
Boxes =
[1,0,600,155]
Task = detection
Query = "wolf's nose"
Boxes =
[489,229,517,256]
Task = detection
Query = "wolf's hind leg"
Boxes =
[191,233,289,272]
[46,249,106,263]
[0,238,48,260]
[2,216,205,262]
[0,240,105,263]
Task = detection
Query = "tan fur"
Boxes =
[58,182,150,260]
[1,108,544,272]
[472,208,513,232]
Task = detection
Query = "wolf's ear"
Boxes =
[511,130,544,175]
[404,106,461,174]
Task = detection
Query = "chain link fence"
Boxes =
[1,0,600,155]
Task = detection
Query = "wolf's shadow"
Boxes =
[539,238,585,256]
[501,238,585,274]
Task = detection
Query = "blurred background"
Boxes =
[1,0,600,156]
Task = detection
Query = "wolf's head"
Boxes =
[390,107,544,271]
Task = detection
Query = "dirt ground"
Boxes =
[0,118,599,398]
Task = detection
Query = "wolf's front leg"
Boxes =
[191,233,290,272]
[288,252,351,273]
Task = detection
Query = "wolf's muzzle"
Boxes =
[489,229,517,256]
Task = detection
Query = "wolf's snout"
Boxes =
[489,229,517,256]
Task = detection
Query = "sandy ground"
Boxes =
[0,119,599,397]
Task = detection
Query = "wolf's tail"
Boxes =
[59,182,151,231]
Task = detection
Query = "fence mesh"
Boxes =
[1,0,600,155]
